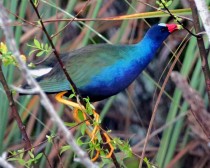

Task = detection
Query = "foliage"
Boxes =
[156,0,173,9]
[0,42,26,66]
[8,149,43,168]
[27,39,51,57]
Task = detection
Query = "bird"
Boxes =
[21,23,179,161]
[22,23,179,102]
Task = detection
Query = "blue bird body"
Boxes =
[23,23,179,101]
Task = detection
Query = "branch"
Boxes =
[193,0,210,42]
[0,2,97,167]
[189,0,210,106]
[0,61,32,149]
[0,159,14,168]
[11,86,39,94]
[171,71,210,139]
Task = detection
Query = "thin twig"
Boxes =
[43,151,53,168]
[51,0,91,38]
[0,60,32,150]
[12,86,39,94]
[0,2,97,167]
[160,0,198,37]
[189,0,210,107]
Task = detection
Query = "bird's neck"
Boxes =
[134,35,164,63]
[121,35,165,76]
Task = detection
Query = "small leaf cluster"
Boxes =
[84,97,95,116]
[46,134,56,143]
[8,148,43,168]
[144,157,158,168]
[173,15,183,24]
[98,137,133,167]
[63,108,132,166]
[156,0,172,9]
[32,0,39,7]
[63,93,133,165]
[0,42,26,66]
[156,0,183,24]
[27,39,51,57]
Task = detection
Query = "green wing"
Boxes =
[36,44,127,93]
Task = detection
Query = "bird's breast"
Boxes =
[79,58,147,100]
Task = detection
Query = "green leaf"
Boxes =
[166,0,172,7]
[156,1,160,5]
[36,50,45,57]
[9,150,16,155]
[45,43,48,49]
[17,149,24,154]
[70,84,76,95]
[26,44,34,47]
[28,151,34,159]
[7,158,19,161]
[19,152,24,159]
[60,145,71,155]
[46,135,54,143]
[29,49,37,56]
[34,39,41,48]
[28,62,36,68]
[78,110,84,121]
[26,159,33,166]
[37,20,41,26]
[69,94,75,99]
[80,123,86,136]
[77,137,83,146]
[18,159,26,166]
[35,153,43,160]
[144,157,153,168]
[64,122,77,127]
[33,0,39,7]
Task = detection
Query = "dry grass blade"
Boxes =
[171,71,210,140]
[166,141,200,168]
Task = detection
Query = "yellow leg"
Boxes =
[55,91,83,110]
[102,132,114,158]
[90,110,100,141]
[73,108,95,141]
[56,91,99,140]
[73,108,91,126]
[91,150,100,162]
[55,91,114,160]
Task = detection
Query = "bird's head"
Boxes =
[145,23,180,44]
